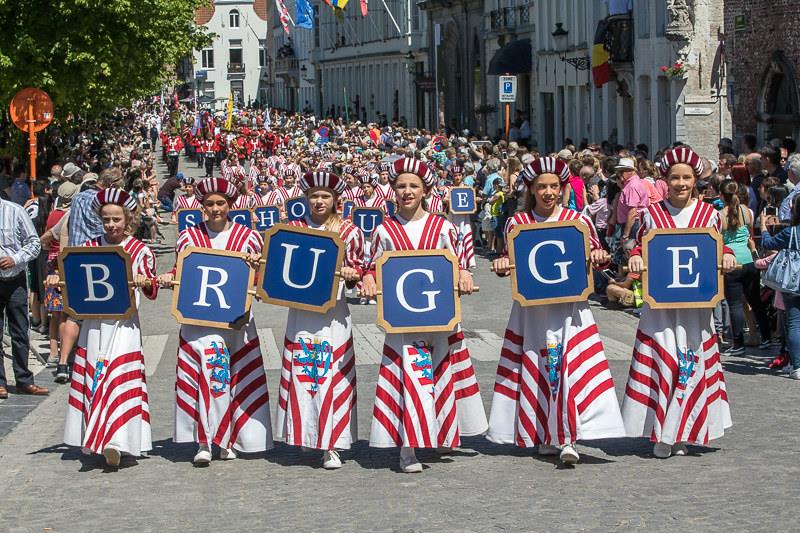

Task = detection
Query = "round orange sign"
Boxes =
[10,88,54,133]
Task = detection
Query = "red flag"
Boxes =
[360,0,368,16]
[591,19,611,88]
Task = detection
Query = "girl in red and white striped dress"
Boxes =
[488,158,625,465]
[158,178,272,465]
[361,157,488,473]
[623,148,735,458]
[171,177,202,224]
[274,171,365,469]
[443,165,477,270]
[61,189,158,467]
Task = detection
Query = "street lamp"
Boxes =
[405,51,417,75]
[552,23,591,71]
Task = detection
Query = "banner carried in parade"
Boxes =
[641,228,724,309]
[376,250,461,333]
[507,222,593,306]
[58,247,136,320]
[257,225,344,313]
[171,247,255,329]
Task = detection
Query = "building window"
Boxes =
[201,48,214,69]
[635,1,650,39]
[229,9,240,28]
[259,40,266,67]
[229,39,243,66]
[203,81,215,101]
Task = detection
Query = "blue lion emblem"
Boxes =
[677,347,697,389]
[294,338,333,394]
[546,342,563,397]
[206,342,231,398]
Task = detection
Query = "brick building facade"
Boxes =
[725,0,800,146]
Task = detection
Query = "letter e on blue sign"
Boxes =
[171,247,254,329]
[448,187,476,214]
[257,225,344,313]
[177,209,203,232]
[59,246,135,319]
[642,228,723,309]
[508,221,593,306]
[376,250,460,333]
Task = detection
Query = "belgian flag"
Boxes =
[592,18,611,88]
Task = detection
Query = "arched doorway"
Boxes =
[757,51,800,143]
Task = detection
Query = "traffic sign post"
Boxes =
[10,88,53,180]
[499,75,517,142]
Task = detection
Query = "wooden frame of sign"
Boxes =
[58,246,137,320]
[447,186,477,214]
[171,246,255,329]
[175,208,205,229]
[256,224,345,313]
[508,221,594,306]
[375,249,461,334]
[641,227,724,309]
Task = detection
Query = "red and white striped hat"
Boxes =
[520,157,571,185]
[299,171,347,195]
[659,146,704,177]
[449,165,464,175]
[379,162,391,172]
[91,188,138,211]
[194,177,239,202]
[388,157,436,187]
[341,164,354,176]
[359,172,378,186]
[282,167,298,178]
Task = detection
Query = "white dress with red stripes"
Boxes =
[353,194,386,210]
[376,182,395,202]
[426,194,444,214]
[341,186,361,201]
[175,194,201,210]
[64,236,158,457]
[173,222,273,452]
[621,199,732,446]
[486,208,625,447]
[231,194,256,209]
[274,218,365,450]
[368,213,488,449]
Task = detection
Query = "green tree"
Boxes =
[0,0,211,117]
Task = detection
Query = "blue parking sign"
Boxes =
[342,200,355,219]
[176,209,203,232]
[253,206,280,231]
[508,221,593,306]
[59,247,135,319]
[642,228,724,309]
[376,250,460,333]
[228,208,253,228]
[351,207,384,237]
[257,224,345,313]
[172,247,255,329]
[286,197,308,221]
[448,187,476,214]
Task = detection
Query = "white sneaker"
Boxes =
[537,444,559,456]
[672,443,688,456]
[323,449,342,469]
[368,299,377,305]
[559,443,580,465]
[653,442,672,458]
[103,445,121,467]
[399,447,422,473]
[193,445,212,465]
[219,447,237,460]
[359,297,368,305]
[789,368,800,380]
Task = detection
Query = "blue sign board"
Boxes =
[286,197,309,221]
[177,209,203,232]
[376,250,460,333]
[508,222,593,306]
[228,208,253,228]
[257,225,345,313]
[253,206,280,232]
[342,200,355,219]
[385,200,396,217]
[172,248,254,329]
[448,187,477,215]
[642,228,723,309]
[59,247,135,319]
[351,207,384,237]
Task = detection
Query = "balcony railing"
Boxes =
[490,5,530,31]
[228,62,245,74]
[275,58,299,75]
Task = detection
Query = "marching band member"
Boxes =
[274,171,365,469]
[165,130,184,177]
[158,178,272,465]
[361,157,488,473]
[488,157,625,465]
[198,132,219,177]
[60,189,158,467]
[443,165,477,270]
[622,147,735,458]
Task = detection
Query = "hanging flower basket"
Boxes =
[661,62,687,80]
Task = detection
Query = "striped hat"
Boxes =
[180,176,195,185]
[341,164,354,176]
[91,188,138,211]
[359,172,378,186]
[282,167,298,178]
[659,147,704,177]
[520,157,571,185]
[379,162,391,172]
[388,157,436,187]
[299,171,347,195]
[195,177,239,202]
[449,165,464,175]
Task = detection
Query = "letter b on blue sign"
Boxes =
[61,248,134,318]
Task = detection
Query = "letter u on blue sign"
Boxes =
[257,225,344,313]
[508,222,593,306]
[352,208,384,236]
[60,247,135,319]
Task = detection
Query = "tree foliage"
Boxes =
[0,0,211,117]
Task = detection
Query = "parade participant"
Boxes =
[487,157,625,465]
[165,129,184,177]
[275,168,303,203]
[622,147,735,458]
[158,177,272,465]
[59,189,157,467]
[340,166,361,200]
[198,132,219,177]
[221,153,247,188]
[376,163,394,201]
[353,173,385,209]
[442,165,476,269]
[361,157,488,473]
[274,171,365,469]
[170,177,202,224]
